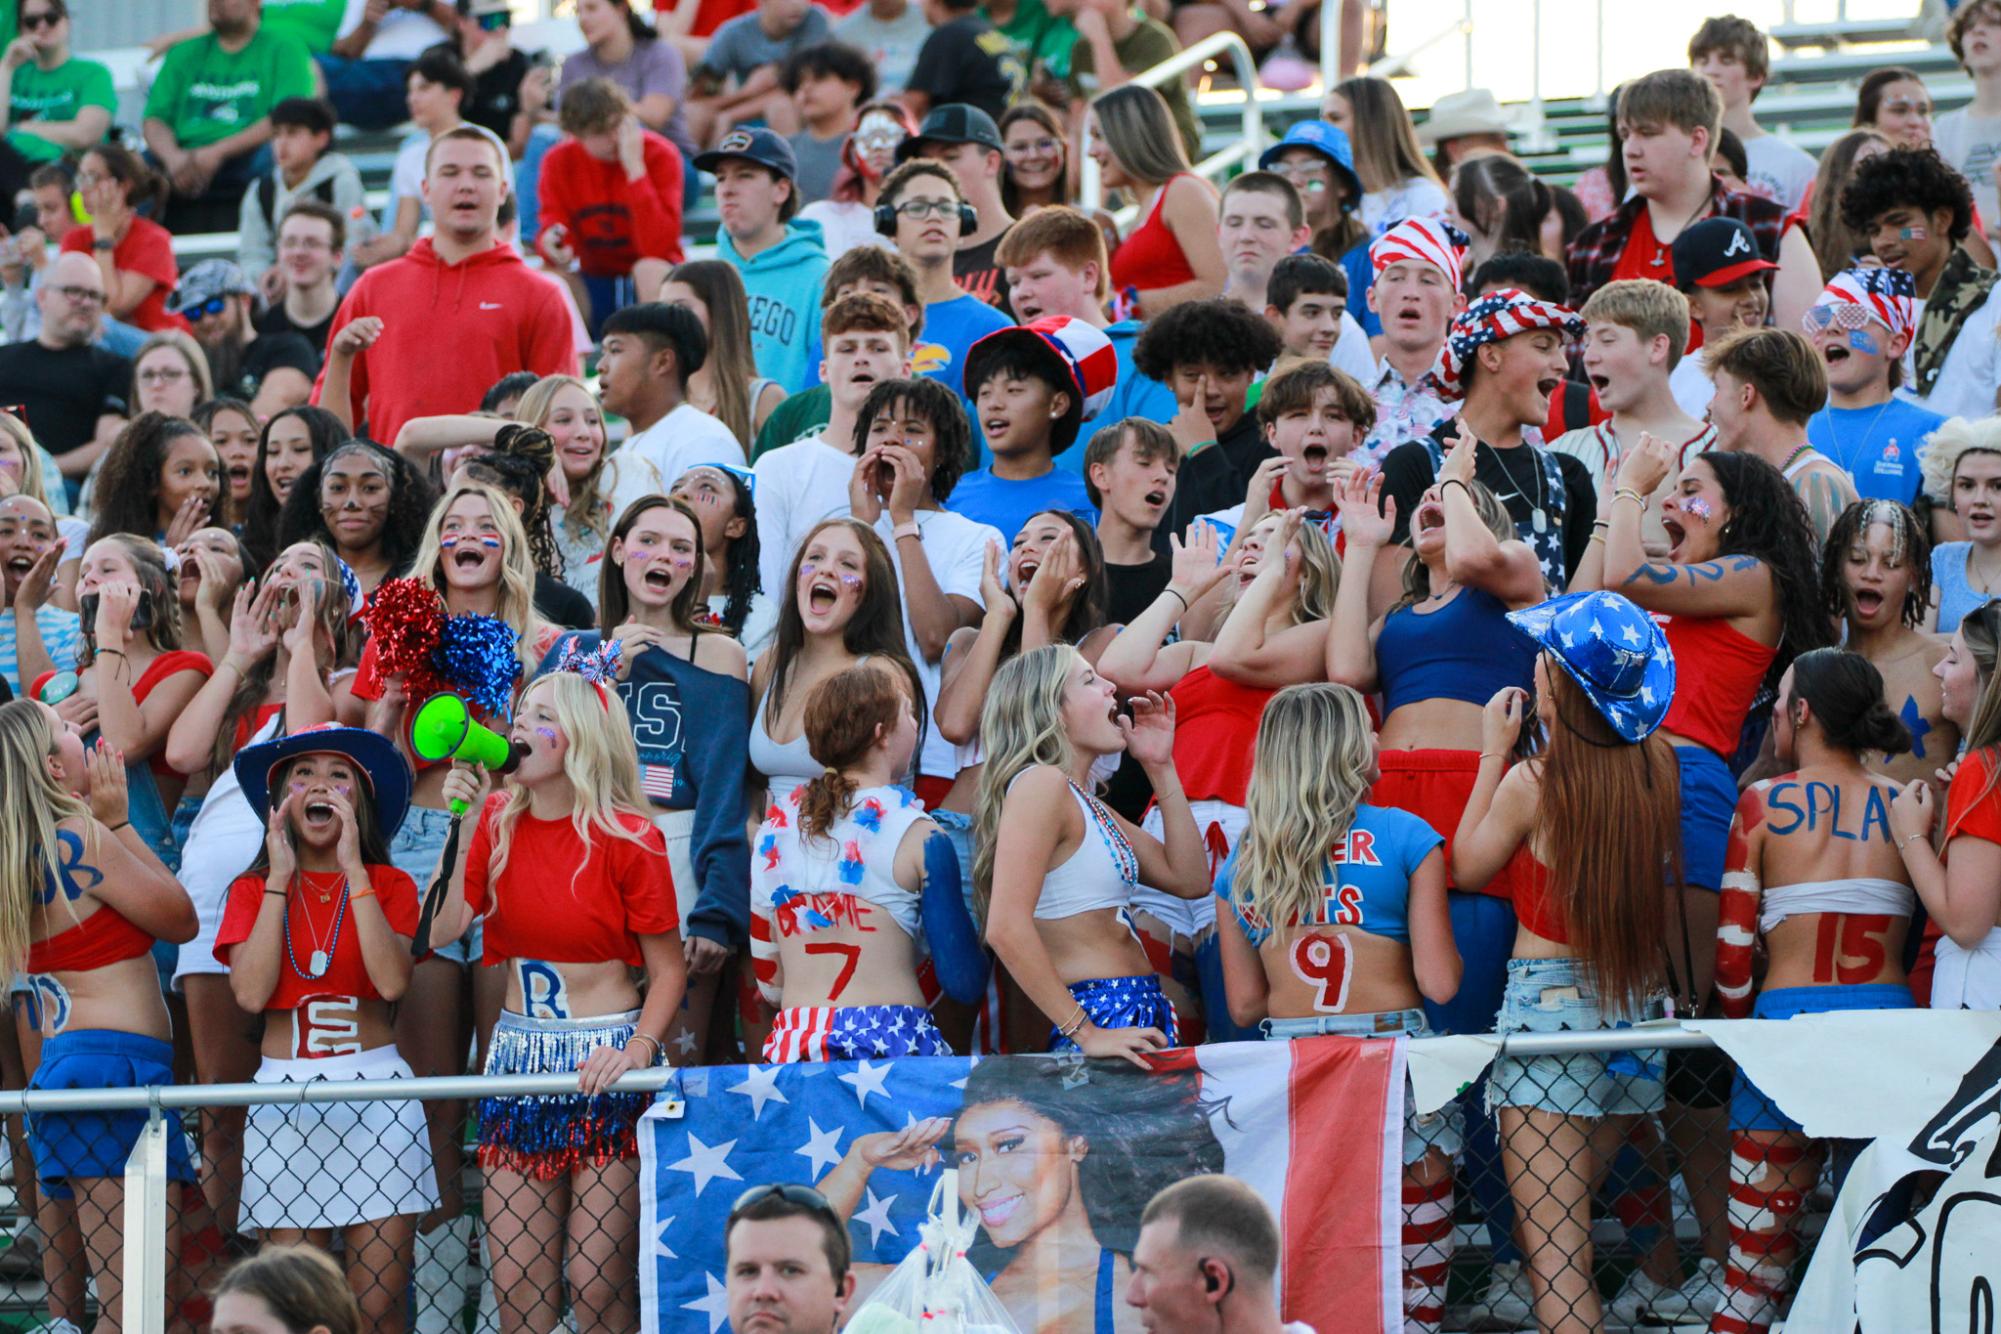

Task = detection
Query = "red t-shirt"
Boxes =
[536,134,687,277]
[462,794,679,967]
[1912,748,2001,1005]
[214,863,422,1010]
[63,218,183,334]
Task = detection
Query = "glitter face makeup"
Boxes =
[1685,497,1715,522]
[1848,329,1882,355]
[534,726,559,743]
[838,572,864,588]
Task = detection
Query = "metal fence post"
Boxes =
[123,1098,169,1334]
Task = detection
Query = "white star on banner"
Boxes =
[728,1064,789,1120]
[839,1058,893,1108]
[796,1117,844,1176]
[667,1132,742,1196]
[854,1186,900,1248]
[655,1218,677,1261]
[683,1272,730,1333]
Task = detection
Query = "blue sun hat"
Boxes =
[1506,591,1675,744]
[235,724,414,838]
[1257,120,1363,203]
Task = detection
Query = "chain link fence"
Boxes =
[0,1029,1856,1333]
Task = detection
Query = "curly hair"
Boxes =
[852,377,972,503]
[87,412,214,545]
[1700,450,1836,688]
[1132,298,1283,382]
[245,405,346,569]
[1820,499,1932,631]
[953,1054,1226,1271]
[276,439,438,580]
[1838,146,1972,245]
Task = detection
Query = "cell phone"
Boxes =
[79,591,153,634]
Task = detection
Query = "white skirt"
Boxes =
[241,1044,441,1231]
[1134,799,1243,941]
[1933,926,2001,1011]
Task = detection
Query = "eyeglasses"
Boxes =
[1802,302,1878,333]
[180,295,231,319]
[138,366,191,386]
[19,11,60,30]
[1007,136,1061,156]
[729,1182,837,1221]
[279,235,333,253]
[890,198,960,220]
[1272,164,1330,193]
[52,284,103,305]
[1881,98,1933,117]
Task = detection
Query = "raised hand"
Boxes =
[855,1115,950,1172]
[225,581,281,666]
[1022,530,1085,615]
[265,792,299,884]
[978,540,1015,622]
[84,739,127,825]
[1614,432,1676,498]
[331,316,385,360]
[1119,689,1177,769]
[1167,524,1225,601]
[93,579,139,649]
[1890,779,1938,847]
[1482,686,1527,759]
[1336,469,1394,549]
[1439,421,1478,489]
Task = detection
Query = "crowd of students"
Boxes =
[3,0,2001,1331]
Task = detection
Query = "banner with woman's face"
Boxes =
[642,1040,1405,1332]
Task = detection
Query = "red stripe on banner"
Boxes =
[1282,1036,1402,1333]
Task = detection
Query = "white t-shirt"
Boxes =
[337,0,450,58]
[387,130,429,228]
[1331,310,1375,383]
[1742,134,1817,212]
[750,431,859,641]
[1900,288,2001,422]
[603,404,746,518]
[796,200,878,261]
[832,0,934,92]
[875,508,1001,779]
[1360,177,1451,237]
[1933,107,2001,229]
[1669,347,1714,422]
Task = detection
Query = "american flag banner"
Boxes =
[640,1037,1405,1332]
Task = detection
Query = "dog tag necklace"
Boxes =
[285,874,349,980]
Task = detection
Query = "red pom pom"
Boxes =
[364,578,446,697]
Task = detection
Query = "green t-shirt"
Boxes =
[1068,18,1201,163]
[751,385,832,461]
[258,0,349,55]
[985,0,1076,81]
[7,57,114,163]
[143,29,314,149]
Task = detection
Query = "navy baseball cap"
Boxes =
[694,126,798,182]
[897,104,1004,161]
[1670,217,1778,289]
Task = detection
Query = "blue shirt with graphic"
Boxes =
[1806,398,1947,504]
[1214,804,1442,947]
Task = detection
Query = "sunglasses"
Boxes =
[180,295,231,319]
[1802,302,1879,333]
[475,10,509,30]
[730,1182,836,1219]
[19,10,59,29]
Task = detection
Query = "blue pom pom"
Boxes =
[432,613,522,718]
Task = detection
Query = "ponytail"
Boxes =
[1789,647,1913,758]
[795,664,913,844]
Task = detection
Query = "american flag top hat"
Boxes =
[964,316,1119,454]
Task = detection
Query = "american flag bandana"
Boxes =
[1812,267,1916,342]
[1440,288,1586,401]
[1368,216,1470,293]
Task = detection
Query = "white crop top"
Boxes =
[750,679,820,788]
[1026,778,1139,920]
[1759,876,1916,934]
[752,782,931,950]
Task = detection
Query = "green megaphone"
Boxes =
[410,693,524,812]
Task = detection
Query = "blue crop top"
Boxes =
[1214,805,1442,946]
[1376,586,1538,718]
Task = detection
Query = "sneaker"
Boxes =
[1607,1267,1689,1328]
[1456,1259,1534,1330]
[1645,1257,1726,1324]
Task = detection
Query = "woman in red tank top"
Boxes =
[1089,85,1225,317]
[0,699,199,1332]
[1574,438,1833,1274]
[1099,509,1340,1040]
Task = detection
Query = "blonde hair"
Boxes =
[1580,279,1691,369]
[971,644,1083,920]
[0,412,48,507]
[80,533,183,662]
[0,701,92,980]
[131,329,213,404]
[485,674,654,889]
[1216,513,1341,629]
[1230,684,1377,940]
[1919,415,2001,506]
[409,480,544,683]
[518,375,613,545]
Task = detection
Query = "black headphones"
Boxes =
[874,196,979,238]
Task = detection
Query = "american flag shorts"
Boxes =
[761,1004,955,1064]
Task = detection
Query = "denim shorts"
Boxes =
[1264,1008,1462,1164]
[1488,957,1667,1118]
[390,807,482,965]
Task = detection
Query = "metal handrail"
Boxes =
[0,1065,688,1115]
[1078,29,1264,226]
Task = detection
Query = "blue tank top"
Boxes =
[1213,804,1443,946]
[1376,586,1539,717]
[1932,542,1984,635]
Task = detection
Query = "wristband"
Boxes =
[1163,587,1191,612]
[1591,518,1610,530]
[105,820,130,832]
[627,1032,664,1063]
[1057,1005,1088,1039]
[1613,488,1647,509]
[1441,478,1472,496]
[350,888,376,902]
[1901,832,1930,849]
[97,647,127,659]
[893,521,922,543]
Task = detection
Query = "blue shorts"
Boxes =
[1675,746,1738,892]
[28,1030,196,1199]
[1051,974,1178,1051]
[391,807,482,965]
[1488,957,1667,1118]
[1730,984,1916,1132]
[762,1004,954,1063]
[1264,1008,1463,1164]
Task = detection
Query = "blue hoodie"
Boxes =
[720,218,830,394]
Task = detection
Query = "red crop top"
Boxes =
[28,905,154,973]
[461,794,680,967]
[214,864,422,1010]
[1110,174,1200,296]
[1169,666,1273,806]
[1510,855,1571,945]
[1658,616,1774,758]
[107,649,213,779]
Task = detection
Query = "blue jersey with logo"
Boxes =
[1214,804,1442,947]
[1806,398,1947,504]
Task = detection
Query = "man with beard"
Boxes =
[172,259,318,418]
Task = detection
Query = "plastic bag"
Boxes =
[845,1169,1022,1334]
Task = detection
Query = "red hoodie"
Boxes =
[312,237,578,443]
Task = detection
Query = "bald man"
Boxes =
[0,251,130,479]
